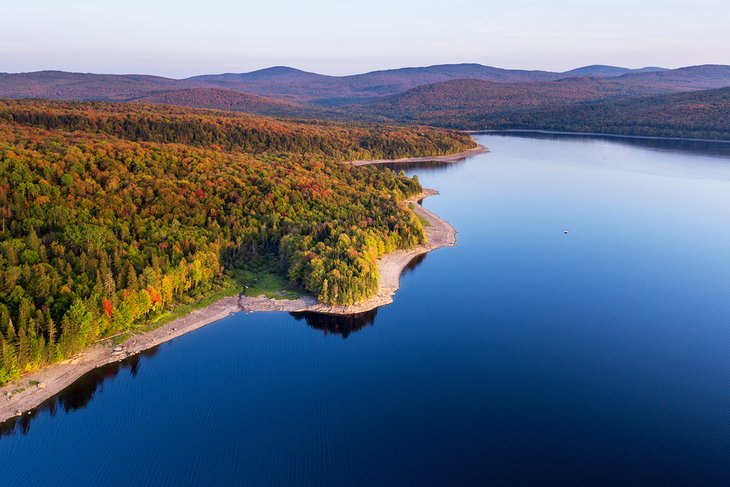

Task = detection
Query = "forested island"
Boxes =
[0,100,475,383]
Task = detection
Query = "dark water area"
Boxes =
[2,134,730,485]
[0,347,161,439]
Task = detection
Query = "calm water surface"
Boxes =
[2,134,730,485]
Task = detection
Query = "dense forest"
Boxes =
[473,87,730,140]
[0,100,475,158]
[0,100,475,383]
[352,80,730,140]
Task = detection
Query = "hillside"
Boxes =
[0,71,186,100]
[473,87,730,140]
[187,63,574,103]
[1,64,729,112]
[1,64,729,139]
[4,64,726,109]
[1,64,573,106]
[0,100,474,156]
[614,64,730,90]
[353,77,678,125]
[0,100,475,383]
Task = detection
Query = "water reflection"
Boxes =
[292,253,428,338]
[477,130,730,159]
[401,252,427,277]
[291,309,378,338]
[380,159,466,173]
[0,346,160,438]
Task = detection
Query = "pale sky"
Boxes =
[2,0,728,77]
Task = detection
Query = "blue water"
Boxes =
[2,134,730,485]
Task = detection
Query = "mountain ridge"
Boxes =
[563,65,667,77]
[1,64,729,139]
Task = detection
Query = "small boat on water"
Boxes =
[563,229,569,235]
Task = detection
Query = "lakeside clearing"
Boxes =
[0,165,463,422]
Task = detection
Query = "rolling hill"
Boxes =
[613,64,730,90]
[188,63,575,103]
[351,77,681,125]
[1,64,729,138]
[472,86,730,140]
[0,70,186,100]
[2,64,729,110]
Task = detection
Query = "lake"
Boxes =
[2,134,730,485]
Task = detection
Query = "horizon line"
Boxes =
[3,62,726,80]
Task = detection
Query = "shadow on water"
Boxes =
[379,159,467,174]
[290,253,428,338]
[0,346,160,438]
[290,309,379,338]
[401,252,427,277]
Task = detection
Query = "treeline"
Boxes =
[0,100,470,383]
[0,100,475,159]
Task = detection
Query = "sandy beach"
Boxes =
[350,144,487,166]
[0,182,460,422]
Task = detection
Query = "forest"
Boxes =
[473,87,730,140]
[0,100,476,383]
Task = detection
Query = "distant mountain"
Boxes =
[186,64,574,103]
[475,86,730,140]
[0,70,185,100]
[1,64,729,125]
[613,64,730,90]
[187,66,329,88]
[351,77,677,125]
[0,64,577,106]
[564,65,667,77]
[181,64,729,104]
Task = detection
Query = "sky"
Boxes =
[2,0,728,77]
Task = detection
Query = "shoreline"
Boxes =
[1,296,241,423]
[239,188,456,315]
[350,144,487,166]
[468,129,730,144]
[0,189,458,423]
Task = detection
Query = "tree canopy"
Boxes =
[0,100,475,383]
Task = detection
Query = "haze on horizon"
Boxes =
[2,0,729,78]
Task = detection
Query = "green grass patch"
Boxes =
[103,263,301,345]
[233,269,303,300]
[418,215,432,228]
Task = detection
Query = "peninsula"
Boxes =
[0,100,476,422]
